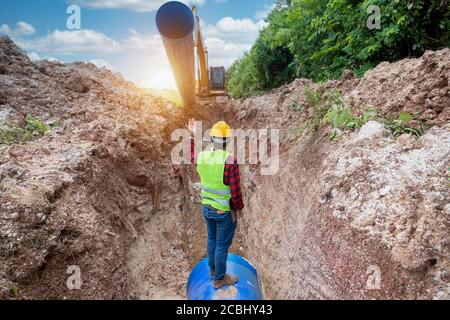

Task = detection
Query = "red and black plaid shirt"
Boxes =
[187,138,244,211]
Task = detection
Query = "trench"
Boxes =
[119,100,436,301]
[7,96,442,300]
[123,100,249,300]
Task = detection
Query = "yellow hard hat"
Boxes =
[210,121,232,138]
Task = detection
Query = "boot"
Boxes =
[213,274,239,289]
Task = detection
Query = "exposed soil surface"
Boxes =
[0,36,448,300]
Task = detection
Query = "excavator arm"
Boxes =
[156,1,227,107]
[193,6,210,96]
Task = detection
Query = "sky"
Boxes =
[0,0,275,89]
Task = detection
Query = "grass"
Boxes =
[323,102,378,140]
[0,115,58,145]
[10,285,20,298]
[31,238,41,249]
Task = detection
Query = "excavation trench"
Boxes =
[122,101,249,300]
[25,97,446,300]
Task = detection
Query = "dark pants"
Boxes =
[202,205,237,281]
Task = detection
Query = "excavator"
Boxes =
[156,1,228,107]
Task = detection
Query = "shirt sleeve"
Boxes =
[224,157,244,211]
[184,137,197,164]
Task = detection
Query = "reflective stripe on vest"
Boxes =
[201,185,231,196]
[201,196,230,208]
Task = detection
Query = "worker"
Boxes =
[186,119,244,289]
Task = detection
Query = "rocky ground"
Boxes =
[231,48,449,299]
[0,35,449,300]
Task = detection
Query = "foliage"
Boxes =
[0,115,53,145]
[25,115,50,135]
[292,88,423,141]
[322,90,378,140]
[305,86,329,132]
[31,239,42,249]
[227,0,450,98]
[385,111,422,137]
[226,36,296,98]
[10,286,20,298]
[292,87,383,140]
[288,102,305,112]
[292,87,337,138]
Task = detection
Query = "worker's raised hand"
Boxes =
[187,118,197,135]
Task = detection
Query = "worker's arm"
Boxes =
[185,119,198,164]
[224,158,244,216]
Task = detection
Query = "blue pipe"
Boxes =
[156,1,195,40]
[156,1,197,107]
[187,254,263,300]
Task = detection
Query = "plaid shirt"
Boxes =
[187,138,244,211]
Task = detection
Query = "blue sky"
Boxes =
[0,0,274,89]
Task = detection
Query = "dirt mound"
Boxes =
[337,49,450,127]
[0,36,211,299]
[231,49,449,299]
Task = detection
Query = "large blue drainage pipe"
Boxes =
[187,254,264,300]
[156,1,197,107]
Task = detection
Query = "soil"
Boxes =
[0,36,448,300]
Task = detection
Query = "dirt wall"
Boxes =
[230,49,449,299]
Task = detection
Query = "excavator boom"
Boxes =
[156,1,227,107]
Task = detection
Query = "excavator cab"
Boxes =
[210,67,226,92]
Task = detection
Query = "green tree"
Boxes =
[227,0,450,98]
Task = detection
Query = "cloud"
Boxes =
[205,37,253,67]
[117,15,267,88]
[27,52,41,61]
[202,17,267,67]
[4,10,266,90]
[0,21,36,37]
[90,59,116,71]
[71,0,204,12]
[255,3,276,20]
[123,29,163,51]
[47,57,62,63]
[27,51,62,63]
[17,29,121,56]
[204,17,267,43]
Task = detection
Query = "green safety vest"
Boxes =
[196,150,232,212]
